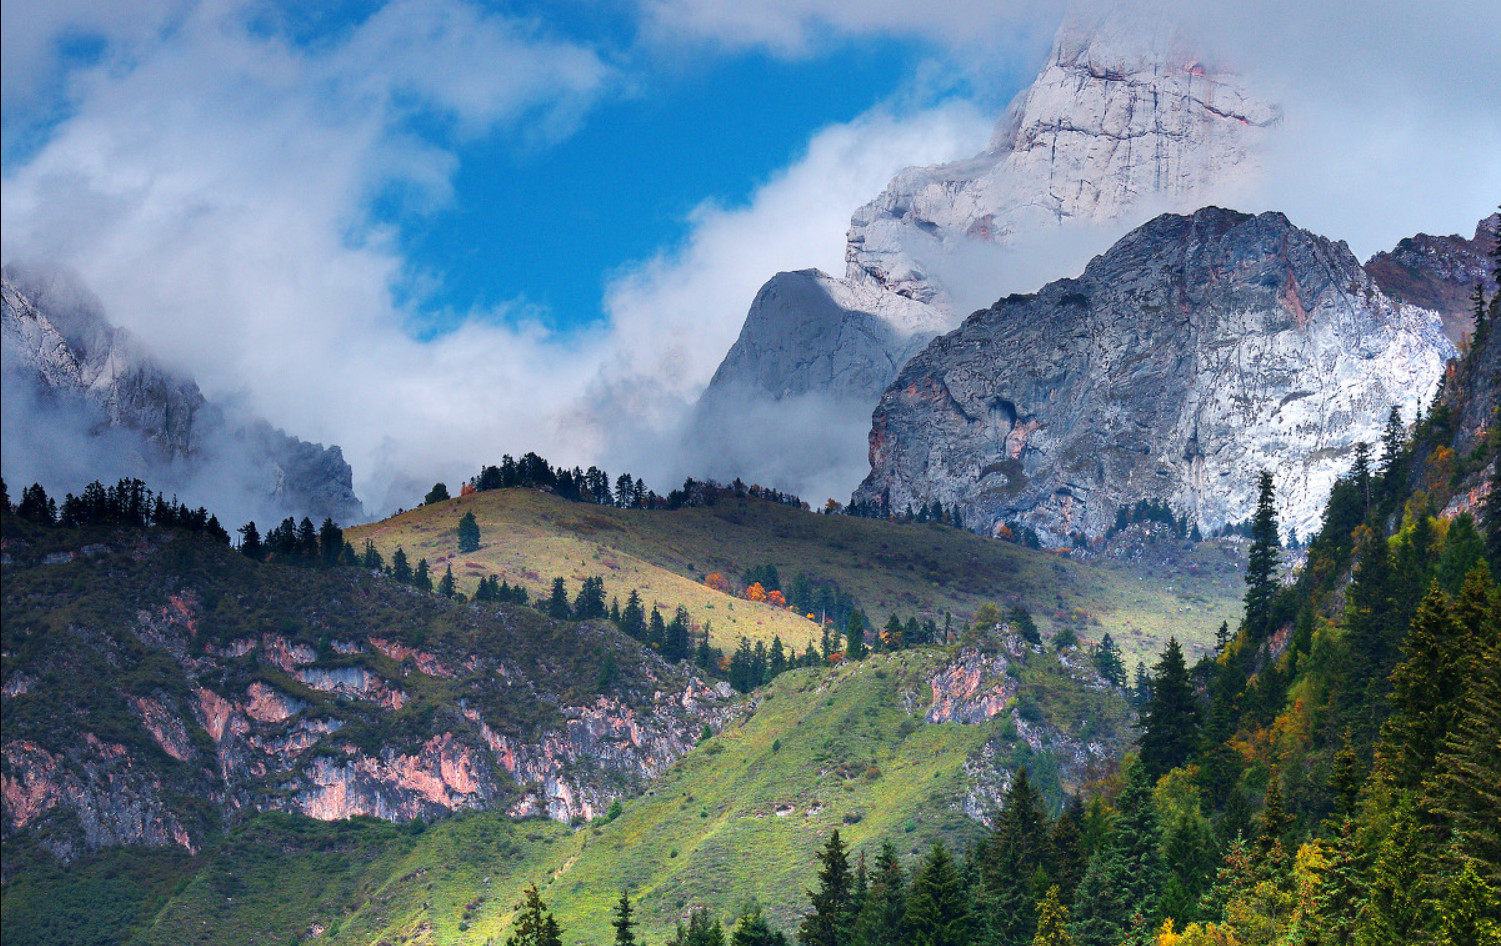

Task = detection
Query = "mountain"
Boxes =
[0,519,734,869]
[1364,212,1499,345]
[696,7,1280,502]
[845,5,1279,311]
[853,207,1453,544]
[1,265,362,526]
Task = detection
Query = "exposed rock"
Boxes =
[1,264,363,525]
[846,6,1278,311]
[854,208,1452,543]
[1365,214,1499,345]
[1,535,740,861]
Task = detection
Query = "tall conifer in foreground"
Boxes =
[1243,470,1281,637]
[903,842,970,946]
[1070,759,1162,946]
[799,830,853,946]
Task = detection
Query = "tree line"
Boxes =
[4,477,230,544]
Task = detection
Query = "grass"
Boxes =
[24,643,1130,945]
[348,489,1244,666]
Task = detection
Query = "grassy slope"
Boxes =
[13,645,1129,946]
[349,489,1243,665]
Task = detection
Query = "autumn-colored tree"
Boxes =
[747,582,769,603]
[767,589,788,608]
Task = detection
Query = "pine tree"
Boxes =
[438,564,455,598]
[414,558,432,592]
[1137,638,1200,780]
[1070,760,1162,946]
[505,884,564,946]
[1376,406,1407,504]
[1093,634,1125,687]
[1359,796,1430,944]
[238,521,264,560]
[799,830,854,946]
[733,905,790,946]
[845,611,867,660]
[1045,797,1089,905]
[1243,471,1281,637]
[1382,582,1463,788]
[1030,887,1074,946]
[621,589,646,639]
[1434,860,1501,946]
[980,768,1050,945]
[852,842,907,946]
[1256,769,1292,867]
[392,547,412,583]
[902,842,971,946]
[457,511,481,553]
[548,577,571,619]
[1215,620,1230,653]
[612,890,638,946]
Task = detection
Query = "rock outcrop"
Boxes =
[1364,213,1499,345]
[696,7,1280,502]
[853,208,1453,543]
[0,529,735,863]
[845,5,1279,311]
[1,264,363,524]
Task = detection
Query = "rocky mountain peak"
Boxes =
[853,207,1453,543]
[1,265,363,526]
[845,7,1280,312]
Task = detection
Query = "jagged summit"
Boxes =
[853,207,1453,543]
[1,264,363,525]
[845,5,1280,311]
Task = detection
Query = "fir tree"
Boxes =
[548,577,571,619]
[621,589,646,639]
[1243,470,1281,637]
[1093,634,1125,687]
[612,890,638,946]
[392,547,412,583]
[902,842,971,946]
[1030,887,1074,946]
[733,905,790,946]
[845,611,868,660]
[414,558,432,592]
[457,510,481,553]
[1045,797,1089,905]
[1434,860,1501,946]
[1382,582,1464,788]
[1376,406,1407,505]
[1256,769,1292,867]
[980,768,1050,945]
[1137,637,1200,780]
[505,884,564,946]
[1070,760,1163,946]
[852,842,907,946]
[1358,796,1430,944]
[799,830,854,946]
[238,521,264,560]
[437,564,455,598]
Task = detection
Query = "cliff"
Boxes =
[1,265,363,526]
[853,208,1452,543]
[0,520,733,867]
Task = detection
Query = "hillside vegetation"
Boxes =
[348,487,1244,666]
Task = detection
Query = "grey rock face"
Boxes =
[1,264,363,524]
[853,208,1453,543]
[846,6,1279,311]
[707,269,949,403]
[1364,214,1499,345]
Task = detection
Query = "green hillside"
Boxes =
[349,487,1243,666]
[4,641,1132,946]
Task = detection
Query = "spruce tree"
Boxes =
[1434,860,1501,946]
[1045,797,1089,905]
[852,842,907,946]
[1376,406,1407,505]
[1070,760,1162,946]
[438,564,455,598]
[238,521,264,560]
[1382,582,1463,788]
[612,890,638,946]
[1136,638,1200,780]
[506,884,564,946]
[845,611,867,660]
[392,547,412,583]
[1256,769,1292,867]
[980,768,1050,945]
[799,830,854,946]
[733,905,789,946]
[548,577,571,619]
[1359,796,1430,944]
[1030,887,1074,946]
[902,842,971,946]
[457,510,481,553]
[1243,470,1281,637]
[414,558,432,592]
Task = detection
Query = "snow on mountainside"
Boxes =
[697,6,1285,503]
[853,208,1454,543]
[1,264,363,526]
[844,5,1280,312]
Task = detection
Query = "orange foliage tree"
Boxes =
[703,573,733,594]
[766,589,787,608]
[745,582,768,603]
